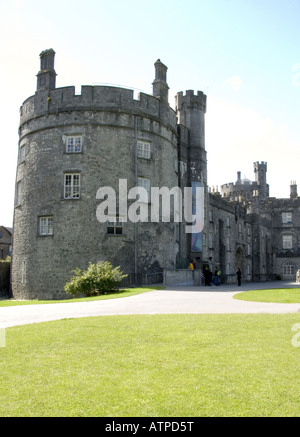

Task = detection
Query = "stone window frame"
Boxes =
[38,216,54,236]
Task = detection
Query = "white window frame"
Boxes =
[137,141,151,159]
[64,173,81,199]
[39,216,53,235]
[66,135,82,153]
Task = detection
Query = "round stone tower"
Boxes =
[11,50,179,299]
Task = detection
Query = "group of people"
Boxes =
[203,266,221,286]
[189,261,243,286]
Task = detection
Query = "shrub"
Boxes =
[0,256,11,263]
[64,261,128,297]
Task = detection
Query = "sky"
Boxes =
[1,0,300,227]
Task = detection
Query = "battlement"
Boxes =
[175,90,207,113]
[253,161,267,170]
[220,180,254,190]
[20,85,177,130]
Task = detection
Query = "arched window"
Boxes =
[282,261,296,277]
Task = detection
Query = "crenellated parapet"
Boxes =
[20,85,177,132]
[175,90,207,114]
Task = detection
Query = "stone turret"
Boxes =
[12,50,179,300]
[175,90,207,185]
[253,161,269,200]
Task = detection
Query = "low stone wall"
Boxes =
[164,269,203,286]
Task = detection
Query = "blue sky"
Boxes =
[1,0,300,226]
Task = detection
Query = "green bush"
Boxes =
[64,261,128,297]
[0,255,11,263]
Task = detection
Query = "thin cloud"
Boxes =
[225,75,243,91]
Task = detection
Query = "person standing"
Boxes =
[236,268,242,286]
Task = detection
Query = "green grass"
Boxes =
[1,314,300,416]
[234,288,300,304]
[0,287,163,307]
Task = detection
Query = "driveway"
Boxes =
[0,281,300,329]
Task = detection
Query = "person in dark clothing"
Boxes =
[236,268,242,286]
[203,266,210,286]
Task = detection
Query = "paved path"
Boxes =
[1,281,300,329]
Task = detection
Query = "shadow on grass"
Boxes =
[0,286,164,307]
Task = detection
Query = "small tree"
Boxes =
[64,261,128,297]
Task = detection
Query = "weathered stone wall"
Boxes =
[12,84,179,299]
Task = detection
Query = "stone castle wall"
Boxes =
[12,82,179,299]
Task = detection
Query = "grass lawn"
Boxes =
[0,287,163,307]
[1,313,300,417]
[234,288,300,304]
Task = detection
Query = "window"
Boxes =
[226,236,231,252]
[137,177,150,198]
[66,135,82,153]
[282,212,292,224]
[283,235,293,249]
[16,181,22,205]
[137,141,151,159]
[39,216,53,235]
[107,217,123,235]
[283,261,295,276]
[64,173,80,199]
[19,144,26,162]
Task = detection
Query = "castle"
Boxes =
[11,49,300,299]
